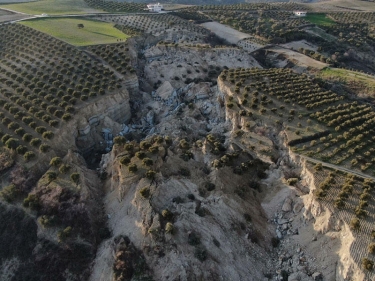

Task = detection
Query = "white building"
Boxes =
[147,3,163,12]
[293,11,307,17]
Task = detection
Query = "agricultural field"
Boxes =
[83,0,144,13]
[308,164,375,277]
[95,14,210,37]
[85,43,136,76]
[304,13,335,26]
[0,0,100,15]
[21,18,129,46]
[317,68,375,98]
[202,9,310,44]
[0,23,123,164]
[219,68,375,177]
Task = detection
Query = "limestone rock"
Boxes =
[156,81,174,100]
[312,272,323,281]
[293,202,304,214]
[282,197,293,212]
[146,110,155,125]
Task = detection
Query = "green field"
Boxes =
[21,18,129,46]
[305,13,335,27]
[0,0,101,15]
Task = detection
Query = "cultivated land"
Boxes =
[318,68,375,97]
[0,0,101,15]
[305,13,335,26]
[1,0,375,280]
[21,18,129,46]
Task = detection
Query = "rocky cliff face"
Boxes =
[90,135,275,281]
[69,90,132,157]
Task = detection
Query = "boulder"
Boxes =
[312,272,323,281]
[156,81,174,100]
[146,110,155,125]
[282,197,293,212]
[293,201,304,213]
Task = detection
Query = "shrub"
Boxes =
[314,163,323,171]
[15,128,25,136]
[369,243,375,254]
[39,143,50,153]
[5,138,19,150]
[128,164,137,173]
[355,207,367,218]
[70,173,80,184]
[145,170,156,179]
[39,215,57,227]
[350,217,360,230]
[140,140,151,150]
[124,143,134,151]
[22,133,32,142]
[165,222,174,234]
[0,184,18,202]
[50,157,62,167]
[42,131,54,139]
[16,145,27,155]
[35,126,47,134]
[179,139,189,149]
[49,120,59,127]
[1,134,11,144]
[362,258,374,271]
[120,156,131,165]
[46,171,57,182]
[8,122,19,130]
[148,146,159,154]
[62,113,72,121]
[59,164,71,174]
[139,186,150,199]
[314,189,326,199]
[287,178,298,186]
[29,121,37,129]
[114,136,126,145]
[30,138,41,146]
[162,209,173,221]
[23,194,40,210]
[24,151,36,161]
[135,151,146,159]
[142,158,153,167]
[165,136,172,145]
[334,198,345,209]
[57,226,72,242]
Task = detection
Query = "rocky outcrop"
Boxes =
[60,90,132,156]
[90,136,275,281]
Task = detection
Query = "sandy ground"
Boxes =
[267,46,328,70]
[201,21,251,44]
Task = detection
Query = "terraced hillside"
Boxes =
[218,67,375,276]
[0,24,129,163]
[95,14,210,37]
[218,68,375,176]
[307,164,375,279]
